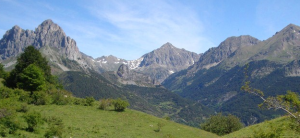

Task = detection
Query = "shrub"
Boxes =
[29,91,51,105]
[99,99,113,110]
[112,98,130,111]
[44,116,64,138]
[84,96,95,106]
[155,122,165,132]
[17,103,29,113]
[0,86,14,99]
[200,113,243,136]
[73,98,85,105]
[0,109,19,134]
[23,111,43,132]
[51,90,72,105]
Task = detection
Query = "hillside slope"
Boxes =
[21,104,219,138]
[223,116,299,138]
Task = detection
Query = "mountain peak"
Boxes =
[278,23,300,34]
[41,19,54,26]
[12,25,21,30]
[160,42,175,49]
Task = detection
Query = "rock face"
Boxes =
[139,42,200,69]
[0,19,85,68]
[190,35,260,71]
[116,64,155,86]
[136,42,201,83]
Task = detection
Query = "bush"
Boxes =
[0,86,14,99]
[51,90,72,105]
[23,111,43,132]
[84,96,95,106]
[155,122,165,132]
[0,109,19,134]
[200,113,243,136]
[99,99,113,110]
[29,91,51,105]
[112,98,130,111]
[17,103,29,113]
[72,98,85,105]
[44,116,64,138]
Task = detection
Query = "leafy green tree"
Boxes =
[17,64,46,92]
[5,46,51,88]
[200,113,243,136]
[112,98,130,111]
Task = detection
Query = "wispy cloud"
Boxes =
[83,0,214,58]
[0,0,214,60]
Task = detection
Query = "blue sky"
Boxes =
[0,0,299,60]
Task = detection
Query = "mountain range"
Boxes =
[1,19,300,126]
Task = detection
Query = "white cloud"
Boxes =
[83,0,213,58]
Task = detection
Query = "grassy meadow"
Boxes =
[10,104,219,138]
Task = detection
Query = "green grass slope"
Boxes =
[223,116,299,138]
[14,104,219,138]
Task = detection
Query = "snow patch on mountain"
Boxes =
[127,57,143,69]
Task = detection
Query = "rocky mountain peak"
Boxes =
[190,35,260,71]
[0,19,84,68]
[35,19,65,36]
[12,25,21,31]
[160,42,175,49]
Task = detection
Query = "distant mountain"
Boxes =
[0,19,201,85]
[134,42,201,83]
[96,42,201,84]
[162,24,300,124]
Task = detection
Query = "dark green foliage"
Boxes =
[17,64,46,91]
[29,91,51,105]
[0,86,14,99]
[72,98,86,105]
[5,46,51,88]
[0,108,19,135]
[98,98,129,111]
[44,116,64,138]
[17,103,29,113]
[0,63,7,79]
[112,98,130,111]
[23,111,43,132]
[59,71,124,99]
[200,113,243,136]
[84,96,95,106]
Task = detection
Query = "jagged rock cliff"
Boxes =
[0,19,89,72]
